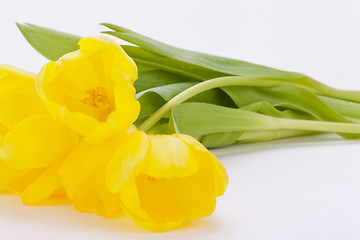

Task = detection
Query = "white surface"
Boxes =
[1,0,360,239]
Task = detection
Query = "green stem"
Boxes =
[278,118,360,133]
[138,76,278,132]
[237,130,318,143]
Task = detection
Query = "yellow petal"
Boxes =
[0,115,79,169]
[176,134,229,196]
[0,124,8,136]
[144,134,199,178]
[1,167,47,195]
[21,163,63,205]
[0,161,28,192]
[120,203,182,232]
[0,64,47,130]
[139,169,216,218]
[59,134,125,218]
[78,36,138,83]
[106,130,149,193]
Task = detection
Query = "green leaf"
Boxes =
[137,82,236,120]
[135,70,198,93]
[240,101,315,120]
[101,23,305,80]
[200,132,244,148]
[137,91,167,119]
[171,103,279,138]
[103,23,360,103]
[176,101,316,148]
[17,23,81,61]
[121,42,224,80]
[171,102,360,143]
[222,84,353,123]
[319,96,360,123]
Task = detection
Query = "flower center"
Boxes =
[81,87,111,110]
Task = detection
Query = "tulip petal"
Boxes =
[0,115,79,169]
[144,135,199,178]
[134,169,216,220]
[1,167,47,195]
[106,130,149,193]
[0,64,47,130]
[21,163,63,205]
[59,135,125,217]
[0,162,29,192]
[177,134,229,196]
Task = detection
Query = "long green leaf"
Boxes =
[122,45,221,80]
[171,103,280,137]
[319,96,360,123]
[240,101,315,120]
[222,84,353,123]
[183,101,317,148]
[17,23,81,61]
[171,103,360,140]
[101,23,305,80]
[135,70,198,93]
[103,23,360,103]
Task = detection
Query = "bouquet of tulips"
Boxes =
[2,23,360,232]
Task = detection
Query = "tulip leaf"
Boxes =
[137,91,167,119]
[121,41,224,80]
[171,103,279,138]
[136,70,198,92]
[200,132,244,148]
[101,23,305,80]
[137,82,236,119]
[103,23,360,103]
[240,101,315,120]
[16,23,81,61]
[222,84,354,123]
[171,102,360,146]
[319,96,360,123]
[179,101,316,148]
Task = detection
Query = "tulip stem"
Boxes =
[138,76,279,132]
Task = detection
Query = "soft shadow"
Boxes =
[0,194,223,235]
[0,194,145,234]
[211,133,360,158]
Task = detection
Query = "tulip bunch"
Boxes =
[18,23,360,150]
[0,36,228,232]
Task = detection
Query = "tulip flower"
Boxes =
[35,36,140,143]
[0,65,79,204]
[106,130,229,232]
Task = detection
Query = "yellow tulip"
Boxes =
[106,131,229,232]
[0,65,79,204]
[58,125,137,218]
[36,36,140,143]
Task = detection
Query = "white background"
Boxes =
[1,0,360,239]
